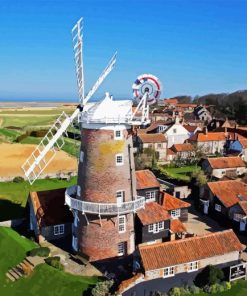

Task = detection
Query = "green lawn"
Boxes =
[0,177,77,221]
[0,227,98,296]
[0,128,21,142]
[1,115,58,129]
[158,165,200,181]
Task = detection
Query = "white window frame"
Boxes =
[80,151,84,162]
[148,221,164,233]
[171,209,181,218]
[54,224,64,236]
[118,241,126,256]
[187,261,198,272]
[116,190,125,206]
[215,204,221,212]
[234,213,243,222]
[145,191,156,202]
[118,215,126,233]
[115,130,123,140]
[116,154,124,166]
[163,266,175,278]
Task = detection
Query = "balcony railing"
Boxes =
[65,186,145,215]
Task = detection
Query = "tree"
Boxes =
[194,265,224,288]
[191,170,207,186]
[91,280,114,296]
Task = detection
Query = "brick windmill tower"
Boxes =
[22,18,162,262]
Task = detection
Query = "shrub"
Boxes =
[45,256,64,271]
[169,287,181,296]
[91,280,114,296]
[194,265,224,287]
[28,247,50,257]
[222,281,231,290]
[203,283,226,294]
[13,176,24,183]
[189,285,201,294]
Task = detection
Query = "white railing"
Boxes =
[65,186,145,215]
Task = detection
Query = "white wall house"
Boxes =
[164,118,190,148]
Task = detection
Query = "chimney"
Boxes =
[204,127,208,135]
[175,116,180,124]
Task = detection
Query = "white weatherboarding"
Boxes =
[22,18,161,184]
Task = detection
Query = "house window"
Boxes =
[158,126,165,132]
[234,213,243,222]
[116,190,125,206]
[77,185,81,197]
[163,266,175,278]
[148,221,164,233]
[148,144,153,148]
[221,170,226,175]
[118,215,126,233]
[54,224,64,236]
[171,209,181,218]
[80,151,84,162]
[157,143,162,148]
[118,241,126,256]
[188,261,198,272]
[115,130,122,140]
[116,154,124,166]
[72,235,78,251]
[215,204,221,212]
[146,191,156,202]
[173,128,177,133]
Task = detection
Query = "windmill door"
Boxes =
[116,191,124,207]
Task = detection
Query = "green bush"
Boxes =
[169,287,181,296]
[189,285,201,294]
[203,283,227,294]
[13,176,24,183]
[28,247,50,257]
[91,280,114,296]
[45,256,64,271]
[194,265,224,287]
[222,281,231,290]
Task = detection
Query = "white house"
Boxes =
[164,117,190,148]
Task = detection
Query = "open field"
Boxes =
[0,177,77,221]
[0,143,77,179]
[0,227,98,295]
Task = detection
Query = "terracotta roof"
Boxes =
[29,188,73,226]
[137,202,170,225]
[175,104,197,108]
[207,180,247,208]
[164,98,178,104]
[167,148,176,155]
[135,169,160,190]
[208,157,246,169]
[190,132,244,142]
[171,143,194,153]
[162,193,191,210]
[170,219,187,233]
[183,125,199,133]
[138,133,166,143]
[139,229,244,271]
[239,139,247,149]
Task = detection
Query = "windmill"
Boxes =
[22,18,162,261]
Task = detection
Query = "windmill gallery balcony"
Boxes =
[65,186,145,216]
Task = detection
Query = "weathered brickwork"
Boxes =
[76,126,136,261]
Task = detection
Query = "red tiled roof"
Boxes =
[207,180,247,208]
[167,148,176,155]
[162,193,191,210]
[239,139,247,149]
[139,229,244,271]
[170,219,187,233]
[137,202,170,225]
[30,188,73,226]
[175,104,197,108]
[138,133,166,143]
[208,157,246,169]
[164,98,178,104]
[183,125,199,133]
[171,143,194,152]
[238,201,247,215]
[190,132,244,142]
[136,169,160,190]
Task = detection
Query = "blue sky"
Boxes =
[0,0,246,101]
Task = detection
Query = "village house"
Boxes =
[163,117,190,148]
[135,169,161,203]
[194,105,212,122]
[133,133,167,161]
[201,156,247,180]
[201,180,247,232]
[163,98,178,107]
[170,143,195,160]
[28,188,73,243]
[158,178,192,199]
[135,202,171,245]
[121,230,244,295]
[183,124,202,137]
[228,138,247,161]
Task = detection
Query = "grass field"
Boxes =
[158,165,200,181]
[0,227,98,296]
[0,177,77,221]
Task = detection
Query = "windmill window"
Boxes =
[118,215,126,233]
[116,154,124,166]
[77,185,81,196]
[80,151,84,162]
[118,241,127,256]
[115,130,122,140]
